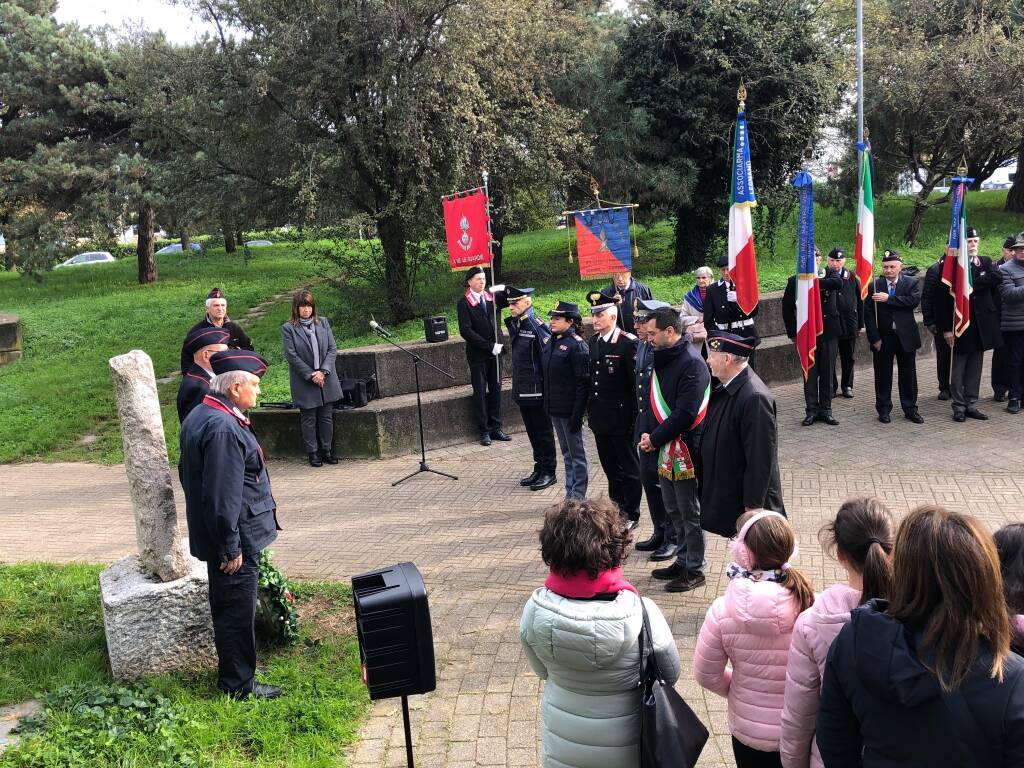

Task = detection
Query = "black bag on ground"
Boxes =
[337,375,378,408]
[638,600,709,768]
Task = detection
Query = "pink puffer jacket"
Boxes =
[693,577,803,752]
[779,584,861,768]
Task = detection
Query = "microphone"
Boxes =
[369,320,392,339]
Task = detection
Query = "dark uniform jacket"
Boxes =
[179,317,253,373]
[179,392,279,563]
[504,308,550,405]
[835,268,864,339]
[704,280,759,335]
[600,278,653,333]
[699,366,785,537]
[782,269,845,341]
[864,274,922,352]
[634,340,655,441]
[543,330,589,427]
[457,292,506,365]
[817,600,1024,768]
[921,259,944,329]
[636,339,711,458]
[176,364,214,423]
[587,326,639,435]
[930,255,1003,353]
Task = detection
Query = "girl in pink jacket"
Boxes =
[779,497,894,768]
[694,510,814,768]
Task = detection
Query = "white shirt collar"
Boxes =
[601,329,615,343]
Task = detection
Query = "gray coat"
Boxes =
[282,318,343,409]
[1000,259,1024,332]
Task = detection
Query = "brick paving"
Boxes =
[2,356,1023,767]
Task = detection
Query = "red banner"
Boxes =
[443,189,492,270]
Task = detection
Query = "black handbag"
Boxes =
[638,600,709,768]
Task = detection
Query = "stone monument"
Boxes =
[0,314,22,366]
[100,349,217,679]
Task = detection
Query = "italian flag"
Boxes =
[940,178,973,336]
[729,111,759,315]
[855,143,875,300]
[650,375,710,481]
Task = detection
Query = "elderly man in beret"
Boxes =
[179,350,283,700]
[179,287,254,374]
[176,326,230,423]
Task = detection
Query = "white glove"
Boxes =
[726,290,737,303]
[489,284,506,294]
[492,343,503,356]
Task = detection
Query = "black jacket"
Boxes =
[636,338,710,459]
[634,340,655,441]
[863,274,922,352]
[704,280,759,335]
[179,317,253,373]
[542,330,589,425]
[504,308,550,405]
[600,278,653,334]
[782,269,845,341]
[930,255,1003,353]
[457,293,506,365]
[179,392,279,564]
[587,326,639,435]
[698,366,785,537]
[835,268,864,339]
[176,364,214,424]
[817,599,1024,768]
[921,260,944,329]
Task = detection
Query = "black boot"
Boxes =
[308,452,323,467]
[321,449,339,465]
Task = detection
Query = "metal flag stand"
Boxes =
[482,169,501,388]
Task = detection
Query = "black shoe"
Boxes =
[905,412,924,424]
[490,430,512,441]
[993,392,1006,403]
[878,413,891,424]
[321,450,338,465]
[820,413,839,426]
[529,474,557,491]
[953,412,966,423]
[650,543,679,562]
[308,452,322,467]
[480,433,492,446]
[635,534,664,552]
[229,683,283,700]
[652,562,686,581]
[624,518,640,532]
[801,415,816,426]
[938,390,951,401]
[519,470,541,487]
[842,387,854,398]
[1009,399,1021,414]
[665,572,706,593]
[966,408,989,421]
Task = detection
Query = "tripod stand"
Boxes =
[372,328,459,486]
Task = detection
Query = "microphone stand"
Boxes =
[371,326,459,486]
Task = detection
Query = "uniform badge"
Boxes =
[543,337,550,345]
[559,344,568,351]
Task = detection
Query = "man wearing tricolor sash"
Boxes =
[637,307,711,593]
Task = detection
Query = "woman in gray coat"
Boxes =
[282,289,343,466]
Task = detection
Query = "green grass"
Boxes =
[1,190,1020,463]
[0,563,370,768]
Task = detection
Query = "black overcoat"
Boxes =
[179,317,253,373]
[930,255,1003,352]
[781,270,844,340]
[176,364,213,423]
[863,274,922,352]
[835,268,864,339]
[587,326,638,435]
[457,294,506,365]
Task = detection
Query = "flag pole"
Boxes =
[482,169,500,385]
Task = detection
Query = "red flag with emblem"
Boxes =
[443,189,491,270]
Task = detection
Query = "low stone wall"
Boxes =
[0,313,22,366]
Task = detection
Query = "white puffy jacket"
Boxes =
[519,587,681,768]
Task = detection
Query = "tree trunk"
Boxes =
[1007,142,1024,213]
[3,237,16,272]
[377,214,415,322]
[903,180,939,245]
[223,226,236,253]
[236,229,244,249]
[137,202,157,284]
[180,227,191,254]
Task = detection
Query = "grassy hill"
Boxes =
[0,190,1020,464]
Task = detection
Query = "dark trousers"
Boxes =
[832,336,856,392]
[992,344,1008,396]
[639,448,674,543]
[873,333,919,416]
[518,402,556,475]
[931,331,952,394]
[732,737,782,768]
[804,337,837,416]
[660,477,703,572]
[950,348,984,415]
[207,551,260,694]
[1005,330,1024,401]
[469,359,502,434]
[593,432,642,519]
[299,404,333,454]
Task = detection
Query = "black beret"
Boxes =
[717,255,730,268]
[965,226,979,239]
[207,287,225,300]
[882,249,902,263]
[828,248,845,259]
[465,266,486,281]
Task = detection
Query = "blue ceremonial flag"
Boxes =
[792,170,823,378]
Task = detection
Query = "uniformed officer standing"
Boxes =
[704,255,759,362]
[456,266,508,446]
[179,350,282,699]
[599,270,653,334]
[179,287,254,374]
[827,248,864,398]
[494,285,557,490]
[586,291,642,530]
[176,326,230,423]
[543,302,590,500]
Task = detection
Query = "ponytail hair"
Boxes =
[743,514,815,612]
[821,496,895,604]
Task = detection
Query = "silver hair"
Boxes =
[210,370,252,396]
[694,266,713,279]
[205,296,227,309]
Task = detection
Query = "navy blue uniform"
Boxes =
[600,278,653,334]
[505,308,556,477]
[179,393,279,694]
[176,365,214,424]
[543,330,590,498]
[179,318,253,374]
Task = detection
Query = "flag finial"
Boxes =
[737,81,747,113]
[590,175,600,205]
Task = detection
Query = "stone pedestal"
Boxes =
[100,553,217,680]
[0,314,21,366]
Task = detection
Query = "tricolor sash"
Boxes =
[650,373,710,480]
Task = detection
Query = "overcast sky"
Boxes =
[54,0,217,44]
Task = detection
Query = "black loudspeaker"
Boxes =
[352,562,436,701]
[423,315,449,343]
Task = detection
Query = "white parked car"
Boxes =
[244,240,273,247]
[55,251,116,269]
[156,243,203,254]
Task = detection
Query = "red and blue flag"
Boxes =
[572,206,632,278]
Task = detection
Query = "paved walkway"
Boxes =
[2,356,1023,767]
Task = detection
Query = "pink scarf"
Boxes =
[544,567,638,598]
